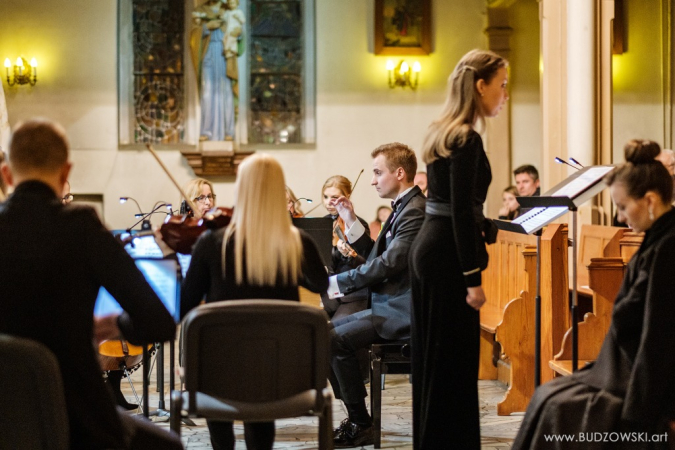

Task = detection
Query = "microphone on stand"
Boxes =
[126,203,173,232]
[554,157,581,171]
[569,157,585,168]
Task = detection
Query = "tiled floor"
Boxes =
[120,345,523,449]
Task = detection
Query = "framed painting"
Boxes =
[374,0,431,56]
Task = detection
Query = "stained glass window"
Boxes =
[119,0,186,145]
[247,0,310,145]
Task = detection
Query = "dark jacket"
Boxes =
[335,186,426,340]
[180,227,329,318]
[0,181,176,449]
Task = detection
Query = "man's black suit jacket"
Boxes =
[335,185,426,341]
[0,181,176,449]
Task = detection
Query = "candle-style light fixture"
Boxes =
[4,57,38,86]
[386,59,420,90]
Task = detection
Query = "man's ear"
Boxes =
[60,162,72,187]
[1,163,13,188]
[534,178,540,188]
[396,167,406,181]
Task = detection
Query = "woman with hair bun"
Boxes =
[513,139,675,449]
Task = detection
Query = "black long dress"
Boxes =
[410,130,492,450]
[513,208,675,450]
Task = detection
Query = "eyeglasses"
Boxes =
[194,194,216,203]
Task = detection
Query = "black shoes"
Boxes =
[333,418,374,448]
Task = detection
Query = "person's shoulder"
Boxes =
[60,203,103,227]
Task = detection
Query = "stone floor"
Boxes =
[120,345,523,449]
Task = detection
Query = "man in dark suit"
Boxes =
[326,142,426,448]
[0,119,182,449]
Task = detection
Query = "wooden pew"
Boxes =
[493,223,569,415]
[576,225,626,297]
[550,232,644,376]
[479,224,569,415]
[479,230,537,380]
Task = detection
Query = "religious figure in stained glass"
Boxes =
[190,0,245,142]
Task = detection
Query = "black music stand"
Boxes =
[494,165,613,387]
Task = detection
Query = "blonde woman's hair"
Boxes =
[181,178,215,218]
[223,154,303,286]
[422,49,508,164]
[322,175,352,198]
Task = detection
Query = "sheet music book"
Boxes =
[495,165,614,235]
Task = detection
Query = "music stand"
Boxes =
[292,217,333,267]
[494,165,613,386]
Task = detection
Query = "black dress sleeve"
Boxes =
[448,133,484,287]
[623,236,675,425]
[299,230,329,293]
[79,207,176,344]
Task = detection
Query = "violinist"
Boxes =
[286,185,304,217]
[321,175,369,320]
[0,119,181,449]
[179,153,328,450]
[181,177,216,218]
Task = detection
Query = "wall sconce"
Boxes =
[4,57,38,86]
[386,60,420,90]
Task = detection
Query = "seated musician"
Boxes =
[286,185,304,217]
[178,153,329,450]
[321,175,369,320]
[326,143,425,447]
[0,119,181,449]
[513,139,675,449]
[181,177,216,218]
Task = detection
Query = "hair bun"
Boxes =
[624,139,661,165]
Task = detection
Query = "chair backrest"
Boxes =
[181,299,329,404]
[0,334,69,450]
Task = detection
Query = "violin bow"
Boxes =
[145,144,199,215]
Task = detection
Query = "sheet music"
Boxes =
[549,166,614,199]
[511,206,569,234]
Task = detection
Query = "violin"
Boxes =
[145,144,234,254]
[331,169,364,259]
[333,217,357,258]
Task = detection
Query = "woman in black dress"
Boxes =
[409,49,509,449]
[513,140,675,449]
[180,153,329,450]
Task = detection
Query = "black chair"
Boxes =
[370,341,411,449]
[171,300,334,449]
[0,334,69,450]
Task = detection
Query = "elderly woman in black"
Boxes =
[513,139,675,449]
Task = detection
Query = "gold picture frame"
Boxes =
[375,0,431,56]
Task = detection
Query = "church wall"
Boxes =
[1,0,541,229]
[509,0,542,182]
[612,0,666,162]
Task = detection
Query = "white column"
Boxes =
[566,0,596,225]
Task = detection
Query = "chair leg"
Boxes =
[170,390,182,435]
[319,390,334,450]
[372,359,382,449]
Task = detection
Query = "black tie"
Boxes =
[391,200,399,211]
